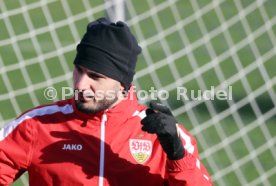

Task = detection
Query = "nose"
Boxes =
[74,71,91,91]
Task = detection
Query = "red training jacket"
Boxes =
[0,91,213,186]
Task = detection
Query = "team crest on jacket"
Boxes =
[129,139,152,164]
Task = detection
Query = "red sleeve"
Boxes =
[165,125,213,186]
[0,118,34,185]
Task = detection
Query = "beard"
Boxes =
[75,96,118,114]
[74,86,120,114]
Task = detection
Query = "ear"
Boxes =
[119,83,129,98]
[120,83,125,91]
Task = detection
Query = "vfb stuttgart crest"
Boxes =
[129,139,152,164]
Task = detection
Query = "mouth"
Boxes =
[77,91,95,102]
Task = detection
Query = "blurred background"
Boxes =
[0,0,275,185]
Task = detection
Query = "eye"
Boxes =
[88,73,101,80]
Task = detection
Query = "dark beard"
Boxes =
[75,96,118,114]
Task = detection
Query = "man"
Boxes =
[0,17,213,186]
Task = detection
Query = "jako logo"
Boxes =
[62,144,83,151]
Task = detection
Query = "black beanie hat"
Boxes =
[73,17,142,90]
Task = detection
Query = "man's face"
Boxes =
[73,65,123,114]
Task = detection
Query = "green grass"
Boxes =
[0,0,276,186]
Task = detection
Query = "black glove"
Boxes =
[141,101,184,160]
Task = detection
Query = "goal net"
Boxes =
[0,0,275,185]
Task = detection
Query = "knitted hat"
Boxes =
[73,17,142,90]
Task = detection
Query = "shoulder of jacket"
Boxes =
[16,99,74,121]
[0,99,74,141]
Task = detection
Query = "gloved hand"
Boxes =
[141,101,185,160]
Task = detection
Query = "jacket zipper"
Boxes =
[99,112,107,186]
